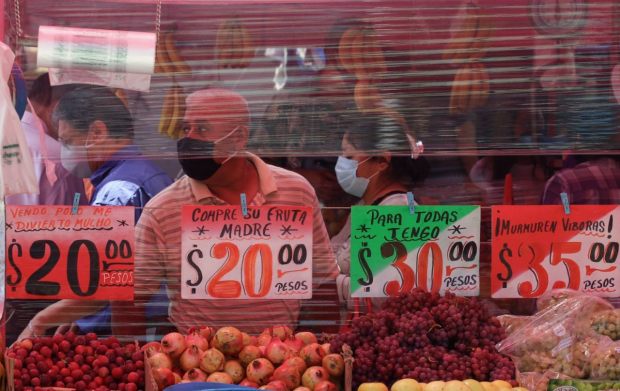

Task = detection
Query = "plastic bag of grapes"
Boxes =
[519,370,572,391]
[590,309,620,341]
[588,338,620,380]
[498,315,532,336]
[497,292,613,379]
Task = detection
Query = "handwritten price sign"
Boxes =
[350,206,481,297]
[492,206,620,298]
[181,206,313,300]
[6,205,135,300]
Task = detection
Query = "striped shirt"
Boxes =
[134,153,338,334]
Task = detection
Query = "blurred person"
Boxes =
[18,87,172,341]
[5,73,87,345]
[111,88,339,340]
[5,73,86,205]
[331,114,429,322]
[542,155,620,205]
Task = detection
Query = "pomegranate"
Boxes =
[242,332,253,346]
[294,388,313,391]
[161,332,187,359]
[182,368,208,382]
[261,381,289,391]
[179,345,203,372]
[321,344,331,355]
[239,345,264,367]
[259,346,267,355]
[210,337,220,350]
[322,354,344,377]
[265,338,290,365]
[240,378,260,389]
[284,357,307,376]
[285,336,305,353]
[295,332,318,345]
[151,367,175,390]
[147,351,173,370]
[272,364,301,390]
[261,328,273,336]
[258,334,272,347]
[199,326,215,342]
[300,344,325,367]
[314,381,338,391]
[246,358,275,386]
[199,348,226,374]
[272,325,292,342]
[224,360,245,384]
[173,373,182,384]
[185,329,209,352]
[251,336,258,346]
[207,372,234,384]
[302,367,328,390]
[214,327,244,356]
[139,342,161,353]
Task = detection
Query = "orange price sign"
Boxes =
[181,206,313,300]
[491,206,620,298]
[5,205,135,300]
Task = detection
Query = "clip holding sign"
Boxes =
[72,193,80,215]
[407,192,415,214]
[560,193,570,215]
[240,193,248,216]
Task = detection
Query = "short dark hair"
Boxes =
[52,87,134,140]
[346,114,429,184]
[28,73,80,107]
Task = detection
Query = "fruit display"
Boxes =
[157,79,186,140]
[329,288,516,389]
[358,378,527,391]
[155,30,192,76]
[338,25,387,80]
[497,292,618,391]
[448,63,490,115]
[146,325,344,391]
[215,17,255,69]
[442,5,494,63]
[443,4,494,115]
[5,332,144,391]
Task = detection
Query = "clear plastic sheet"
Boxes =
[3,0,620,351]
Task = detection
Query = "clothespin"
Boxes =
[407,192,415,215]
[72,193,80,215]
[560,193,570,215]
[240,193,248,216]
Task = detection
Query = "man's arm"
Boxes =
[19,300,108,340]
[111,207,165,343]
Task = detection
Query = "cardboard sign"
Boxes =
[5,205,135,300]
[181,206,313,300]
[492,206,620,298]
[350,206,481,297]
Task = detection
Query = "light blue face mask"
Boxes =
[335,156,377,197]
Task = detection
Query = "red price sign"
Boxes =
[491,206,620,298]
[181,206,313,300]
[6,205,135,300]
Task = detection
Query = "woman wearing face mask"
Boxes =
[332,114,429,323]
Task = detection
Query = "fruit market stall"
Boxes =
[2,0,620,391]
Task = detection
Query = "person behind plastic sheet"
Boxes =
[331,114,429,322]
[17,87,173,341]
[5,74,88,345]
[5,73,87,206]
[111,88,339,339]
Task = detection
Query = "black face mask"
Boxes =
[177,138,222,181]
